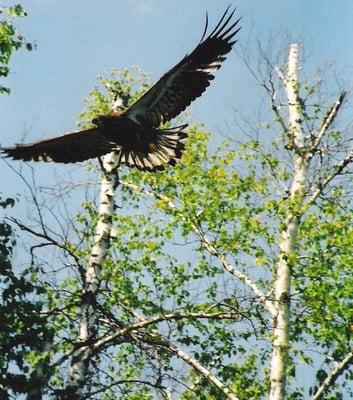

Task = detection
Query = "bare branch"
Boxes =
[310,91,347,153]
[88,378,169,397]
[268,73,289,135]
[4,160,49,236]
[304,146,353,212]
[94,310,240,351]
[240,45,289,135]
[8,217,85,274]
[312,348,353,400]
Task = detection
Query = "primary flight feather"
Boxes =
[2,7,241,172]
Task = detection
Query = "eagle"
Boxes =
[1,7,240,172]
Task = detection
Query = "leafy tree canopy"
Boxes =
[0,3,33,94]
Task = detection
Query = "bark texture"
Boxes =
[66,151,120,397]
[269,43,308,400]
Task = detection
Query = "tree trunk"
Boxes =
[66,151,121,397]
[269,43,308,400]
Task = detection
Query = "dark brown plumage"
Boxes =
[1,7,241,172]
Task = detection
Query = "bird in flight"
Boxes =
[2,7,241,172]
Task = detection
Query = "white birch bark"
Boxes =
[269,44,308,400]
[67,150,120,396]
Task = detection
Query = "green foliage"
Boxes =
[0,3,33,94]
[5,65,353,399]
[0,196,54,398]
[64,69,280,397]
[294,196,353,398]
[78,66,151,127]
[181,355,266,400]
[0,195,14,278]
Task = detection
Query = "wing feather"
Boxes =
[126,7,241,127]
[1,128,115,163]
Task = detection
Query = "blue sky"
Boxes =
[1,0,353,195]
[1,1,353,394]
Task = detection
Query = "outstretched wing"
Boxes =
[1,127,115,163]
[126,7,241,127]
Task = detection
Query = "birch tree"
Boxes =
[65,123,122,396]
[115,44,353,399]
[268,43,307,400]
[3,43,353,400]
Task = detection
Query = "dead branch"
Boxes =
[309,91,347,153]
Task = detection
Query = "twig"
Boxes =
[93,310,240,350]
[304,146,353,212]
[310,91,347,153]
[8,217,85,274]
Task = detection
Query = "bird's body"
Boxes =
[92,113,188,171]
[1,7,241,172]
[93,113,156,153]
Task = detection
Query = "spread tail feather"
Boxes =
[122,124,188,172]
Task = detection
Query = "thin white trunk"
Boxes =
[269,44,308,400]
[67,151,120,396]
